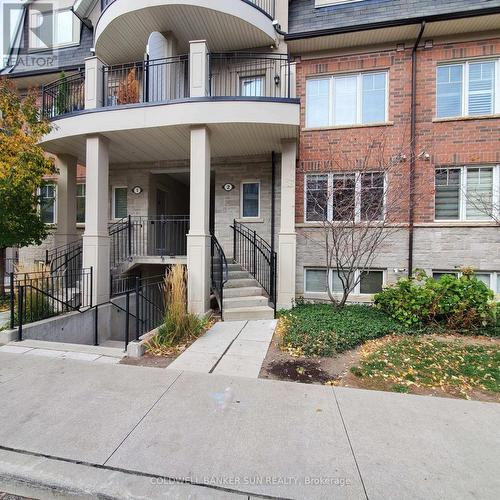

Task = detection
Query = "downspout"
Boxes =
[271,151,276,253]
[408,21,425,278]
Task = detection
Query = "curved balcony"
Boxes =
[40,51,299,163]
[95,0,277,65]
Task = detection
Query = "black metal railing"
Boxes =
[42,71,85,119]
[12,267,93,332]
[121,275,166,350]
[209,52,291,99]
[46,239,83,274]
[211,235,228,317]
[232,220,276,313]
[110,215,190,268]
[111,272,141,297]
[103,56,189,107]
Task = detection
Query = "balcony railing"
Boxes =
[42,71,85,119]
[103,56,189,107]
[209,52,291,99]
[110,215,190,268]
[101,1,275,19]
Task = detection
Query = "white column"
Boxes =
[83,135,110,305]
[187,125,211,315]
[275,0,289,32]
[189,40,209,98]
[54,154,78,248]
[85,56,105,109]
[278,139,297,309]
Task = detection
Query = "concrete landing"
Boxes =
[167,320,276,378]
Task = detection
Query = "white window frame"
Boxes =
[240,180,261,219]
[434,165,500,222]
[304,267,386,295]
[29,6,80,50]
[436,59,500,119]
[433,270,500,294]
[38,183,57,225]
[76,182,85,224]
[239,75,265,97]
[306,71,389,128]
[112,186,128,220]
[304,171,386,223]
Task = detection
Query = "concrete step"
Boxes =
[223,286,263,298]
[223,295,269,310]
[228,270,251,280]
[227,263,243,271]
[225,278,260,289]
[223,306,275,321]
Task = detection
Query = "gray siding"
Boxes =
[288,0,500,35]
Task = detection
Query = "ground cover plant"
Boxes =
[350,335,500,399]
[278,300,408,356]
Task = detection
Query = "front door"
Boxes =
[154,189,169,255]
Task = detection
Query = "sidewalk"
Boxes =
[0,351,498,499]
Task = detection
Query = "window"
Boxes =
[436,60,499,118]
[305,172,385,222]
[306,71,388,127]
[432,271,459,281]
[113,187,128,219]
[76,183,85,224]
[40,184,56,224]
[240,76,264,97]
[435,166,498,221]
[433,271,500,294]
[29,6,80,49]
[305,268,384,295]
[241,182,260,218]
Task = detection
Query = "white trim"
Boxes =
[304,171,386,223]
[434,165,500,222]
[240,180,261,220]
[304,267,386,295]
[305,70,389,128]
[436,59,499,119]
[112,186,128,220]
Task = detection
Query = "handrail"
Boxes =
[211,235,229,318]
[232,220,277,315]
[46,239,83,274]
[42,71,85,119]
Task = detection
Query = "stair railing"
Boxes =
[231,220,277,315]
[211,235,229,318]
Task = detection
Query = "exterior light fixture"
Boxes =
[274,75,280,85]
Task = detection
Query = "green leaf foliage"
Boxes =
[279,302,408,356]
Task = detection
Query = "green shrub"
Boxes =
[374,271,496,330]
[279,303,408,356]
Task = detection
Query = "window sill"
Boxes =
[302,122,394,132]
[303,292,376,302]
[418,221,499,227]
[236,218,264,224]
[432,114,500,123]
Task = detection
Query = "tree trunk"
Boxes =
[0,247,6,299]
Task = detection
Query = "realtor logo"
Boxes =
[3,2,59,69]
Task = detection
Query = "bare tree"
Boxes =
[303,131,413,307]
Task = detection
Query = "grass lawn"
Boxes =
[279,303,407,356]
[350,335,500,399]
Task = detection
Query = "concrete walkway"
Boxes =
[0,352,499,499]
[168,320,276,377]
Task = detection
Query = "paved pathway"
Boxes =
[0,352,498,499]
[168,319,276,377]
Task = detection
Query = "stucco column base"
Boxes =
[83,235,110,306]
[187,234,211,316]
[277,232,297,310]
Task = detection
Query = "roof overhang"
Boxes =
[286,9,500,54]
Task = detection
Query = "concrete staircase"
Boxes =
[223,263,274,321]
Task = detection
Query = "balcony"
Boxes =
[95,0,278,64]
[40,46,299,163]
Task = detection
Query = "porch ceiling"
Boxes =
[95,0,277,64]
[42,122,297,164]
[40,99,299,164]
